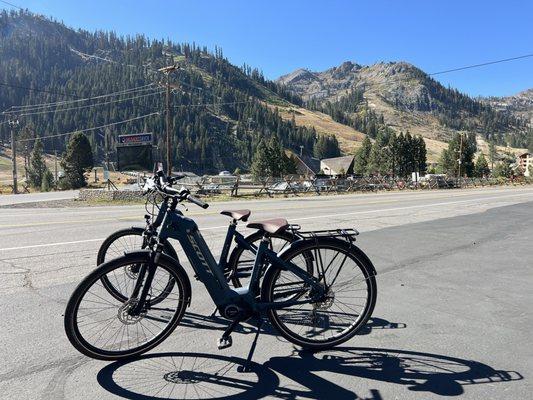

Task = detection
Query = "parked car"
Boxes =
[218,171,232,176]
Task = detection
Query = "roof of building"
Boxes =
[320,155,354,172]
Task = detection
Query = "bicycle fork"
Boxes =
[129,246,162,315]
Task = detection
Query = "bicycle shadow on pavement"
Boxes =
[178,312,405,337]
[97,346,521,400]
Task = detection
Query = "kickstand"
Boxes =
[238,317,264,373]
[209,306,218,317]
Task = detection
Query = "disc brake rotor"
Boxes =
[117,300,147,325]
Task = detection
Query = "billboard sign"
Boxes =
[117,133,153,147]
[116,132,154,171]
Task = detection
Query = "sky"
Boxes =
[3,0,533,97]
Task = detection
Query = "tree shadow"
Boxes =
[97,346,521,400]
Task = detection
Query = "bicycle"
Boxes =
[64,170,377,367]
[97,173,303,304]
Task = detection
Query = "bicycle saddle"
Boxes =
[220,209,251,222]
[247,218,289,234]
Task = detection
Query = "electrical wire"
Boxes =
[429,53,533,76]
[8,90,164,117]
[14,112,160,143]
[6,83,157,112]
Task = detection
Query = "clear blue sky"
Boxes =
[5,0,533,97]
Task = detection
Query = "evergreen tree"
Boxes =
[488,140,497,170]
[41,169,54,191]
[386,133,398,176]
[27,138,47,188]
[366,132,389,176]
[60,133,94,189]
[439,148,455,176]
[414,136,427,174]
[493,159,512,178]
[313,135,340,159]
[474,153,490,177]
[354,136,371,174]
[439,133,476,177]
[251,141,270,179]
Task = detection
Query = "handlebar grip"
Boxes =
[187,195,209,209]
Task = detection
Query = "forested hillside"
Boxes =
[0,10,337,173]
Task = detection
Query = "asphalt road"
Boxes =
[0,186,532,399]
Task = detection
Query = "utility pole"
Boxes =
[158,64,178,176]
[9,119,19,194]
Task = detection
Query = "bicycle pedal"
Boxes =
[217,336,232,350]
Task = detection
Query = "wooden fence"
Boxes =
[178,175,533,198]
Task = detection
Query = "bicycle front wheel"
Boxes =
[64,252,189,360]
[97,227,178,305]
[261,237,377,350]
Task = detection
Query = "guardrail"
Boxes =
[177,175,533,198]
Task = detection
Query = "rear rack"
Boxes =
[287,225,359,243]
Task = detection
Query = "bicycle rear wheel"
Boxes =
[64,252,189,360]
[227,230,298,288]
[261,237,377,350]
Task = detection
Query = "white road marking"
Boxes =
[293,191,532,222]
[0,238,105,251]
[0,191,530,252]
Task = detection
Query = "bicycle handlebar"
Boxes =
[145,170,209,209]
[186,194,209,209]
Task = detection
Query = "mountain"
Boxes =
[481,89,533,123]
[278,61,532,149]
[0,10,341,174]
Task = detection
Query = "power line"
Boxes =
[0,81,82,99]
[430,53,533,76]
[14,112,160,143]
[0,0,23,10]
[6,89,163,117]
[7,83,157,112]
[173,99,254,109]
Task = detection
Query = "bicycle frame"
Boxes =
[155,208,325,313]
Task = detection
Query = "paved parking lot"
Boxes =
[0,186,532,399]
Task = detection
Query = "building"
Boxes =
[286,150,320,177]
[320,155,355,176]
[517,153,532,177]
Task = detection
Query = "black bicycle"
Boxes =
[64,170,377,365]
[97,175,303,304]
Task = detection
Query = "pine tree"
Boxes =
[251,141,271,179]
[488,140,497,170]
[60,133,94,189]
[41,169,54,191]
[354,136,372,174]
[474,153,490,177]
[27,138,47,188]
[439,133,476,177]
[366,132,388,176]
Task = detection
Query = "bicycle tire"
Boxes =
[64,251,190,361]
[97,227,178,304]
[261,237,377,350]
